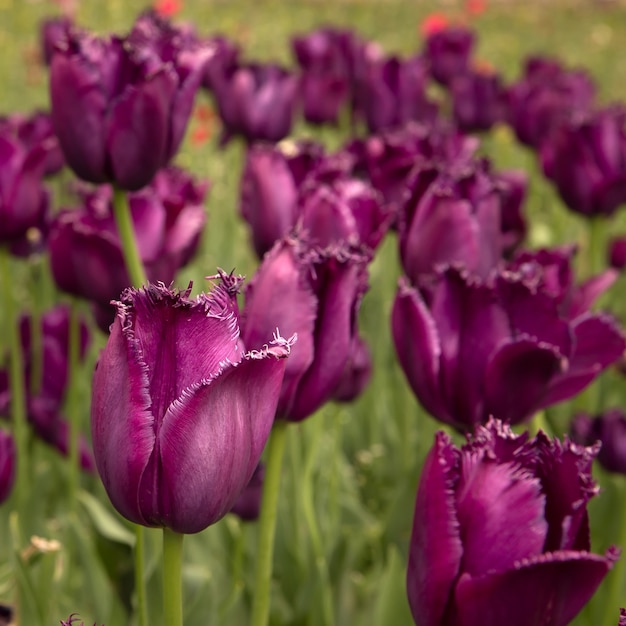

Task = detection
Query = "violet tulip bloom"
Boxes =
[450,69,506,133]
[332,334,372,403]
[49,166,208,330]
[620,608,626,625]
[609,236,626,270]
[212,62,298,146]
[423,26,474,87]
[408,418,617,626]
[91,278,292,534]
[230,463,264,521]
[392,266,625,430]
[540,106,626,217]
[241,237,370,422]
[494,170,528,255]
[40,15,74,66]
[357,54,438,134]
[50,16,211,190]
[571,409,626,475]
[0,430,15,505]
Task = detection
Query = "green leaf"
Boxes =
[78,490,135,546]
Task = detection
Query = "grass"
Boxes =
[0,1,625,625]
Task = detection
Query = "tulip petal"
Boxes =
[407,431,462,626]
[154,346,288,533]
[453,549,618,626]
[484,338,563,424]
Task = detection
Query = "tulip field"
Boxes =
[3,1,626,625]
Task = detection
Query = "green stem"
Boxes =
[251,419,289,626]
[134,517,148,626]
[587,215,607,278]
[163,528,184,626]
[1,248,28,517]
[112,187,148,288]
[28,258,43,396]
[66,300,81,512]
[603,476,626,626]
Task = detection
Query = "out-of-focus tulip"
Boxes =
[40,15,74,66]
[91,277,292,534]
[609,236,626,270]
[408,418,618,626]
[230,463,264,521]
[398,158,503,285]
[50,13,212,190]
[0,430,15,505]
[356,54,438,134]
[571,409,626,475]
[392,266,625,430]
[202,34,239,92]
[212,61,298,146]
[540,106,626,217]
[507,56,595,149]
[620,608,626,625]
[450,68,506,133]
[0,306,94,471]
[332,334,372,403]
[423,26,474,87]
[241,237,370,422]
[493,170,527,255]
[49,166,208,330]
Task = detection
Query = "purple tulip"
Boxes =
[241,237,370,422]
[0,430,15,505]
[620,608,626,625]
[408,418,618,626]
[493,170,528,255]
[570,409,626,474]
[202,34,240,92]
[540,106,626,217]
[609,236,626,270]
[332,334,372,403]
[230,463,264,521]
[0,306,94,471]
[356,54,438,134]
[49,166,208,330]
[0,119,50,246]
[507,56,595,149]
[212,62,298,146]
[50,14,211,190]
[423,26,474,87]
[398,158,503,285]
[91,277,292,533]
[450,68,506,133]
[40,15,74,66]
[392,266,625,430]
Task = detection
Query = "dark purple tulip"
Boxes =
[332,334,372,403]
[398,159,503,285]
[609,236,626,270]
[570,409,626,474]
[356,54,438,134]
[450,68,506,133]
[392,266,625,430]
[230,463,264,521]
[423,26,474,87]
[91,277,292,534]
[240,141,325,258]
[493,170,528,255]
[202,34,240,92]
[0,430,15,505]
[0,120,50,246]
[620,608,626,626]
[50,16,211,190]
[40,15,74,66]
[241,237,370,422]
[212,62,298,146]
[49,166,208,330]
[0,306,94,471]
[540,106,626,217]
[408,418,618,626]
[507,56,595,149]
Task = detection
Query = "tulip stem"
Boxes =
[29,258,44,396]
[66,300,81,512]
[0,248,28,518]
[112,187,148,288]
[163,528,184,626]
[251,419,289,626]
[587,215,606,278]
[603,475,626,626]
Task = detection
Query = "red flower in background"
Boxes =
[420,13,449,37]
[154,0,182,17]
[466,0,487,16]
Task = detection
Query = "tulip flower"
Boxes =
[49,14,212,190]
[609,236,626,270]
[408,418,618,626]
[40,15,74,66]
[620,608,626,625]
[211,61,298,146]
[392,266,625,430]
[91,277,292,534]
[493,170,527,254]
[0,306,94,470]
[241,237,370,422]
[230,463,264,521]
[332,334,372,403]
[506,56,595,149]
[202,34,240,92]
[540,105,626,217]
[423,26,474,87]
[571,409,626,475]
[49,166,208,331]
[0,430,15,505]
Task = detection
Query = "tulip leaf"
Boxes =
[373,545,414,626]
[78,490,135,546]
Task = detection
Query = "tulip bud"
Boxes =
[423,26,474,87]
[91,277,292,533]
[0,430,15,505]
